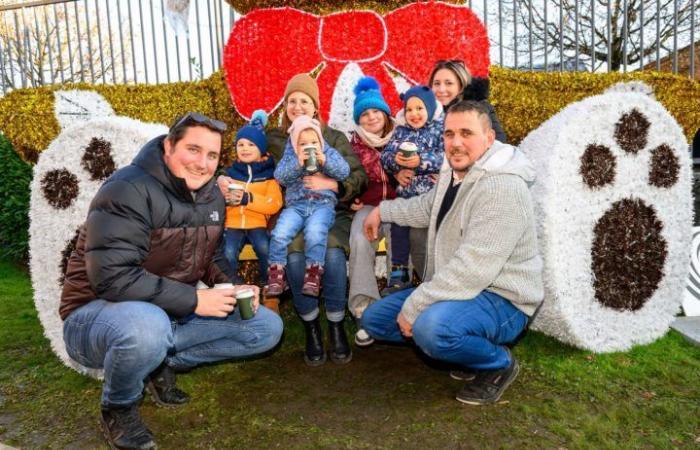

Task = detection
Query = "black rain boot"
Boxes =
[146,361,190,407]
[328,318,352,364]
[302,317,327,366]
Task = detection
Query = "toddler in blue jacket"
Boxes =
[380,85,444,294]
[267,115,350,297]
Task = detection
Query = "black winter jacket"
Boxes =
[60,136,233,320]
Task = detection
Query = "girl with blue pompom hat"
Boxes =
[347,76,398,347]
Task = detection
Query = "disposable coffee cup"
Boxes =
[399,142,418,158]
[227,183,245,205]
[302,144,318,173]
[236,288,256,320]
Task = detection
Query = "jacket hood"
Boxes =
[132,135,219,203]
[444,77,490,112]
[466,140,536,186]
[461,77,490,102]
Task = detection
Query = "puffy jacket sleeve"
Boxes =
[324,128,367,204]
[274,141,305,186]
[321,145,350,181]
[381,131,403,174]
[244,180,283,216]
[84,179,197,318]
[414,119,444,176]
[203,233,235,286]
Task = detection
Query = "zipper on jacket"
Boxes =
[190,223,199,277]
[239,165,254,228]
[177,227,187,270]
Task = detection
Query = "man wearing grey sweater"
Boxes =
[361,100,544,405]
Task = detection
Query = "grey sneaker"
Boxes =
[354,327,375,347]
[455,354,520,405]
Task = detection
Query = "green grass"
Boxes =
[1,257,700,449]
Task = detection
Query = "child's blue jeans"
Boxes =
[268,199,335,267]
[223,228,270,284]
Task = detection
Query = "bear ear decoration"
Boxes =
[250,109,268,129]
[354,76,381,96]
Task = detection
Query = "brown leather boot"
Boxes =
[261,286,280,314]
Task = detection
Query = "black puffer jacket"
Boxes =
[60,136,233,320]
[446,77,508,144]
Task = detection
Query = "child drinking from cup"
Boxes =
[217,110,283,287]
[380,85,444,294]
[267,115,350,297]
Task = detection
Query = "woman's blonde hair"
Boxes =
[428,60,472,91]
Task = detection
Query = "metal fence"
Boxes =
[0,0,236,93]
[0,0,698,96]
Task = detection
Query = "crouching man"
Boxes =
[60,113,283,449]
[362,100,543,405]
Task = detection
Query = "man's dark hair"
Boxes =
[446,100,493,131]
[167,112,227,147]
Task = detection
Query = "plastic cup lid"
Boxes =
[236,288,255,298]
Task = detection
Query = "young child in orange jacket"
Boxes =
[217,110,283,288]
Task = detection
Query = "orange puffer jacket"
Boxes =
[223,158,283,229]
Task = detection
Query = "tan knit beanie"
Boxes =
[284,73,320,109]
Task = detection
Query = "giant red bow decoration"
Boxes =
[224,2,490,121]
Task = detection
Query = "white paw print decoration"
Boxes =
[520,82,692,352]
[29,90,167,377]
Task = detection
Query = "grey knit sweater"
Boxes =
[379,141,544,324]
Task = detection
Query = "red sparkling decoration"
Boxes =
[224,2,490,121]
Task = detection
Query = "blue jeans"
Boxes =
[288,247,347,322]
[362,288,528,370]
[268,201,335,267]
[224,228,270,284]
[63,299,283,407]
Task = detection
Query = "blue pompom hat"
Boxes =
[353,76,391,124]
[400,85,437,123]
[236,109,268,154]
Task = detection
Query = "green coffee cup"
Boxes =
[399,141,418,158]
[236,289,255,320]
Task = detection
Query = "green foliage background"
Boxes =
[0,134,31,262]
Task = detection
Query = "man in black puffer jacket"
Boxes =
[60,113,283,450]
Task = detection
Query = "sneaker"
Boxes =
[455,353,520,405]
[301,263,324,297]
[449,368,478,382]
[354,328,375,347]
[146,362,190,407]
[100,404,156,450]
[266,263,287,296]
[353,316,375,347]
[381,265,411,296]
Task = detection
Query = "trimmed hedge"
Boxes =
[0,133,31,262]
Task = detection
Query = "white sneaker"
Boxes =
[354,328,375,347]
